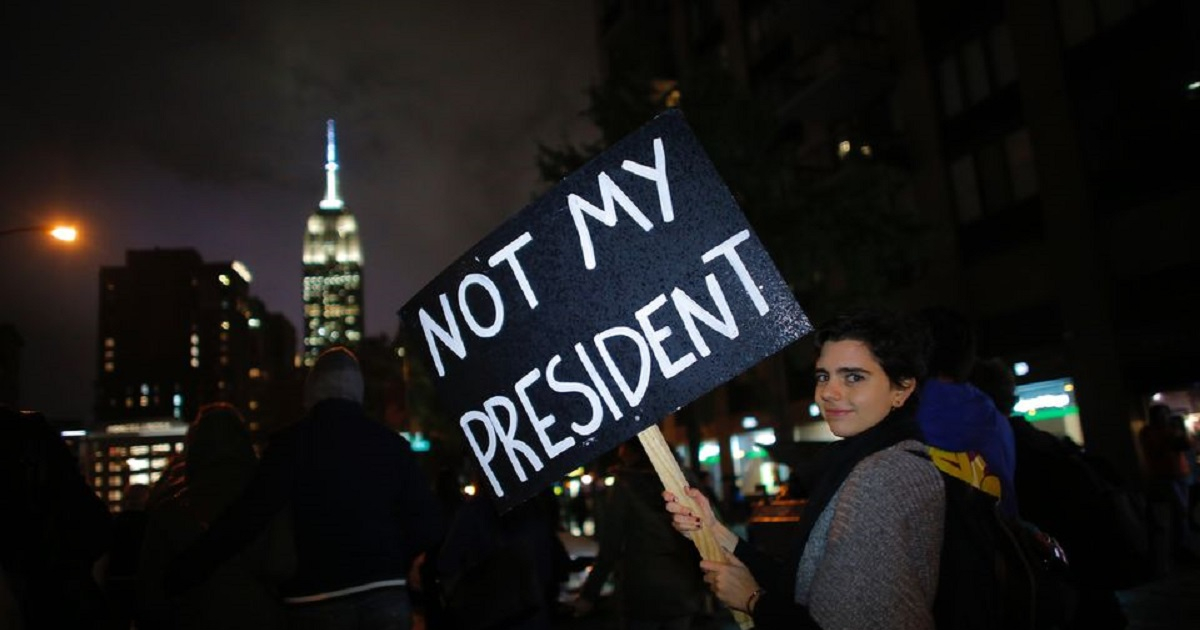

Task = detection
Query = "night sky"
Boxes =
[0,0,599,420]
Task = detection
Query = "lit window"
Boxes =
[105,337,115,348]
[249,368,261,378]
[249,400,260,411]
[139,396,149,408]
[131,445,149,456]
[152,443,171,454]
[104,362,114,373]
[221,321,230,331]
[837,140,852,159]
[219,274,230,286]
[190,358,199,368]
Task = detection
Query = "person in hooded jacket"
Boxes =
[914,307,1018,516]
[574,438,707,629]
[165,346,444,630]
[137,402,291,630]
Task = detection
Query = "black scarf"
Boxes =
[792,409,922,557]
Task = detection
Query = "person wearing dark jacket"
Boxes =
[0,405,113,629]
[138,403,290,630]
[166,346,445,630]
[575,439,707,629]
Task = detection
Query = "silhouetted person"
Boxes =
[1140,403,1195,566]
[435,483,569,630]
[138,403,290,629]
[971,357,1137,629]
[574,439,707,630]
[0,405,113,629]
[165,347,444,630]
[102,483,150,630]
[915,307,1018,515]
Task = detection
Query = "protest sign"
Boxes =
[399,109,811,512]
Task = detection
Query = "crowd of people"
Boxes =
[2,307,1198,630]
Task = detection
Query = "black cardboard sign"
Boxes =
[399,110,811,512]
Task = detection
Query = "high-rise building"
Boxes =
[302,119,364,366]
[91,248,296,509]
[96,248,294,426]
[595,0,1200,483]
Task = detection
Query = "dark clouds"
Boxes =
[0,0,598,419]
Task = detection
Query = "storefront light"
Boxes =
[741,416,758,429]
[808,403,820,418]
[1013,361,1030,377]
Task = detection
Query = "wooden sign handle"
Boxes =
[638,425,754,629]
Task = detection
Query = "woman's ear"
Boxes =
[892,378,917,408]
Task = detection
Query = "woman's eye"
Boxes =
[846,373,863,383]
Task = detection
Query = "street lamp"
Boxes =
[0,224,79,242]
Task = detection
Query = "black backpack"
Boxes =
[918,448,1074,630]
[1010,420,1152,590]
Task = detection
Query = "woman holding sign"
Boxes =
[664,309,944,629]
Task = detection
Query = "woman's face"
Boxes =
[815,339,915,438]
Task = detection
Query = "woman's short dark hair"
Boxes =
[814,308,929,410]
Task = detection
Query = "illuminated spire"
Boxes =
[319,119,344,210]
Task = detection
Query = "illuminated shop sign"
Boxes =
[1013,378,1077,422]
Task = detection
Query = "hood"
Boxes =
[304,346,364,409]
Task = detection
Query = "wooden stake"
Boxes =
[638,425,754,629]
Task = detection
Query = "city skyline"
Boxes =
[0,0,599,420]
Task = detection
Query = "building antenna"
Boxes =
[319,119,344,210]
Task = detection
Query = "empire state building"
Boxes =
[302,119,363,366]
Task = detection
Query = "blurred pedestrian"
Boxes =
[1140,404,1195,565]
[574,439,707,630]
[0,404,113,629]
[914,307,1018,516]
[971,357,1141,629]
[435,483,568,630]
[665,309,943,628]
[165,346,444,630]
[138,403,290,629]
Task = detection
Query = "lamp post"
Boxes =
[0,224,78,242]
